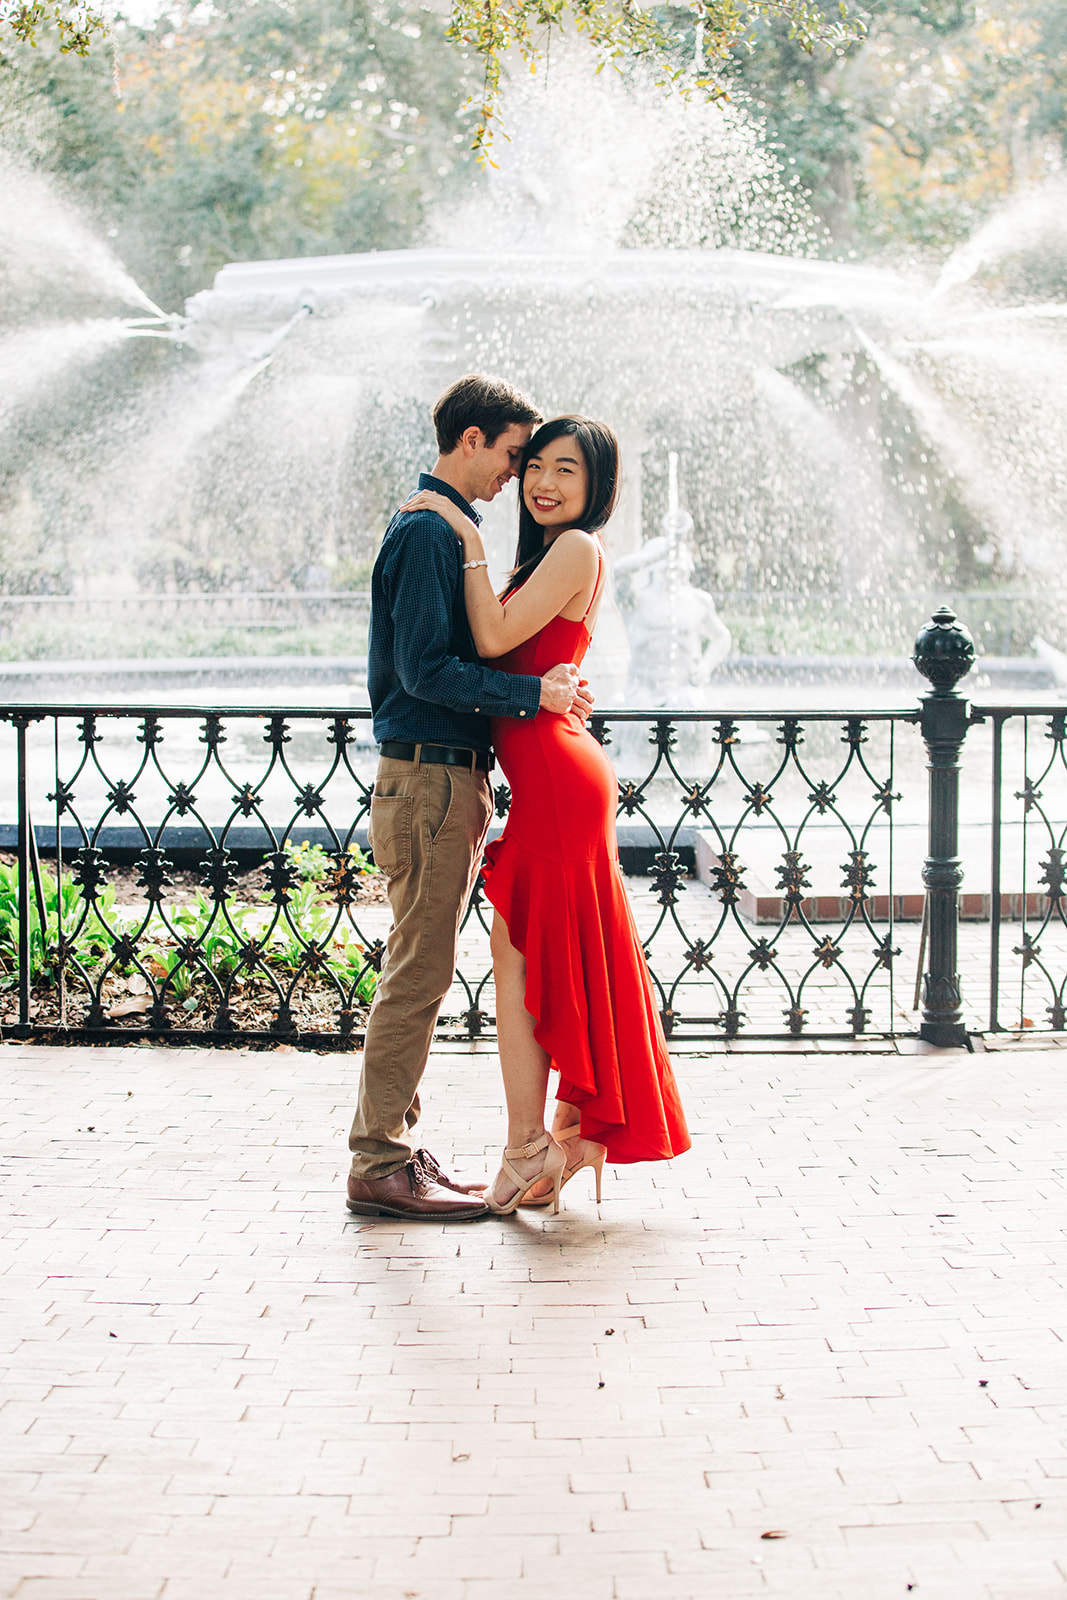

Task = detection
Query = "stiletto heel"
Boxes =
[559,1124,606,1201]
[485,1132,566,1216]
[520,1124,606,1206]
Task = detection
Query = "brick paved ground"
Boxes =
[1,1034,1066,1600]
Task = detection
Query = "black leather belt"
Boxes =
[379,740,492,773]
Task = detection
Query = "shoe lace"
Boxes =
[413,1148,443,1184]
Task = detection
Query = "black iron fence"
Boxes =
[982,704,1067,1034]
[1,608,1065,1048]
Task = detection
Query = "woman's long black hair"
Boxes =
[507,415,620,589]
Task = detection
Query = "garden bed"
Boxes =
[0,842,385,1039]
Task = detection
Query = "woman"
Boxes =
[402,416,690,1213]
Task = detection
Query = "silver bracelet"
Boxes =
[462,559,488,570]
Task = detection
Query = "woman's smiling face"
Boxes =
[522,434,589,537]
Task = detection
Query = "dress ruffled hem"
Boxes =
[481,836,690,1165]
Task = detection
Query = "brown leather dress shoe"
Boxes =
[346,1155,489,1221]
[414,1148,487,1196]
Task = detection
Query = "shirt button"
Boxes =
[474,706,480,713]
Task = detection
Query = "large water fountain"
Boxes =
[2,61,1067,702]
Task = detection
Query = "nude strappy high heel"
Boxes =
[485,1131,566,1216]
[520,1124,607,1206]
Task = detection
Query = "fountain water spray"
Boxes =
[2,55,1067,683]
[661,452,696,701]
[931,179,1067,301]
[0,156,168,321]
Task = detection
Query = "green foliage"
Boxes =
[285,837,376,883]
[720,0,1067,253]
[2,0,1062,298]
[141,872,379,1007]
[267,874,378,1001]
[0,851,378,1013]
[285,838,336,883]
[1,0,106,60]
[0,0,481,308]
[0,857,119,988]
[276,841,379,1002]
[447,0,863,158]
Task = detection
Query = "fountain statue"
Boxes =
[614,452,732,706]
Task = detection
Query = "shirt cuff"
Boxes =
[510,674,542,719]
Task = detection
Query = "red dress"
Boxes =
[481,569,691,1166]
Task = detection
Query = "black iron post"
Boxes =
[15,716,31,1037]
[913,606,975,1047]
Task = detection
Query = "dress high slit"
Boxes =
[481,559,690,1165]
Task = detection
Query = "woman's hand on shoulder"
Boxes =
[401,489,478,547]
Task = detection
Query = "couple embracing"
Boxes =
[346,374,690,1222]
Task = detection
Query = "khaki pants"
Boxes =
[348,754,493,1179]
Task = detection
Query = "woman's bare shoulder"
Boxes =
[544,527,600,564]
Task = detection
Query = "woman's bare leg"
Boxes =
[488,912,558,1206]
[519,1096,582,1203]
[550,1099,581,1135]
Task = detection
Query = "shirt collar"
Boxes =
[418,472,482,527]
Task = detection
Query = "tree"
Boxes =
[5,0,865,155]
[718,0,1067,253]
[5,0,1063,283]
[0,0,105,59]
[446,0,864,155]
[1,0,482,307]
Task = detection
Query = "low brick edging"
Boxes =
[694,833,1058,924]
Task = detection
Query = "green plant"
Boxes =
[0,859,125,989]
[2,0,107,61]
[142,892,261,997]
[326,934,378,1006]
[269,877,378,1004]
[283,839,377,884]
[2,854,377,1018]
[447,0,864,158]
[284,840,333,883]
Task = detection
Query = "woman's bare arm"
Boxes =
[466,530,597,657]
[399,489,600,658]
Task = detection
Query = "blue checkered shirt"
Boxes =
[368,473,541,749]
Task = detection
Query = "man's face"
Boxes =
[470,423,534,502]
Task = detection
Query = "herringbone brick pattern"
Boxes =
[1,1035,1065,1599]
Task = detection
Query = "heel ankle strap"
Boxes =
[504,1132,550,1160]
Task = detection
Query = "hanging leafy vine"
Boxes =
[2,0,862,160]
[0,0,106,60]
[446,0,865,158]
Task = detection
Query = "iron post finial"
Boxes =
[913,605,975,696]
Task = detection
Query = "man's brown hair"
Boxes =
[433,374,542,454]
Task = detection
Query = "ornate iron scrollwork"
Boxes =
[0,696,938,1047]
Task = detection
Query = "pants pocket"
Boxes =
[427,765,455,844]
[368,792,413,879]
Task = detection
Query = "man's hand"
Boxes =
[538,665,596,717]
[539,663,580,713]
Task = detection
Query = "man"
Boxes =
[346,374,591,1221]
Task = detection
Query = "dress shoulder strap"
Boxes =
[581,543,604,622]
